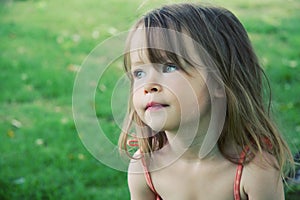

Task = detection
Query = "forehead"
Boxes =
[128,28,170,65]
[128,29,147,65]
[126,26,208,76]
[129,28,146,50]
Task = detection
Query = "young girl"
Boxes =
[118,3,294,200]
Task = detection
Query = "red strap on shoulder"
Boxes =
[141,158,162,200]
[128,139,162,199]
[234,146,249,200]
[141,157,161,197]
[127,139,139,147]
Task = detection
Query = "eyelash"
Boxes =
[133,70,145,79]
[162,63,179,73]
[132,63,179,79]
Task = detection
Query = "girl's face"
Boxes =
[129,30,211,133]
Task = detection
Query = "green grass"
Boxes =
[1,0,299,199]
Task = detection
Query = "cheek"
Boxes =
[172,79,209,113]
[132,92,139,110]
[132,79,144,91]
[166,78,196,101]
[132,88,144,112]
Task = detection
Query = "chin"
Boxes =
[148,124,165,132]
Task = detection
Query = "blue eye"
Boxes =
[133,70,145,79]
[163,64,178,73]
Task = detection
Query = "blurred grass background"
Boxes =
[0,0,299,199]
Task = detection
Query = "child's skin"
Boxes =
[127,27,284,200]
[129,152,283,199]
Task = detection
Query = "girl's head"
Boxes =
[119,3,293,174]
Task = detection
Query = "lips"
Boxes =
[145,102,169,111]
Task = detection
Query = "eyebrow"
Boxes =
[131,61,146,67]
[131,61,145,66]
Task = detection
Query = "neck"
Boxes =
[164,109,222,161]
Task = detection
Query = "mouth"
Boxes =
[145,102,169,111]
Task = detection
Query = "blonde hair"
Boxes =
[118,3,294,176]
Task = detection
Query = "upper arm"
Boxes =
[242,152,284,200]
[127,157,156,200]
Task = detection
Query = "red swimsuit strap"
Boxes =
[234,146,250,200]
[141,156,162,200]
[127,139,162,199]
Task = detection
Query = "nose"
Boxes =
[144,83,162,94]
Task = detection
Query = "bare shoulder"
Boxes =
[241,151,284,200]
[127,151,156,200]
